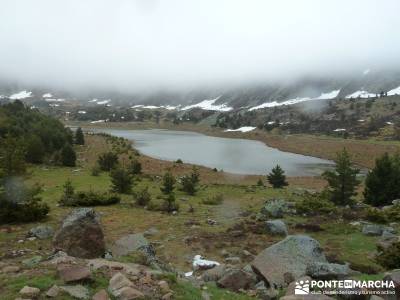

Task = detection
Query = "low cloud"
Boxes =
[0,0,399,92]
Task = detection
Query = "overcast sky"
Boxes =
[0,0,399,92]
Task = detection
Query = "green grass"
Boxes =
[173,281,254,300]
[312,222,381,272]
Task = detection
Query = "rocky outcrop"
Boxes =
[108,272,144,300]
[362,224,395,236]
[261,199,290,218]
[92,289,110,300]
[110,233,154,258]
[251,235,327,288]
[265,220,288,236]
[59,285,89,299]
[201,264,227,282]
[57,265,92,283]
[306,262,351,280]
[53,208,105,258]
[19,286,40,298]
[383,270,400,300]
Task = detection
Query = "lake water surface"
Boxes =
[97,129,332,176]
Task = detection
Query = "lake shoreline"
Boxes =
[86,127,332,177]
[70,120,399,169]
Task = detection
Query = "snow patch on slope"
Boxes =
[224,126,256,133]
[181,96,232,112]
[9,91,32,100]
[96,99,111,105]
[345,91,376,99]
[388,86,400,96]
[131,104,179,110]
[42,93,53,98]
[249,90,340,111]
[45,98,65,102]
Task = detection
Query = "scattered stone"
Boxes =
[109,272,134,291]
[22,256,42,267]
[201,264,227,282]
[46,285,61,298]
[109,273,144,299]
[362,224,395,236]
[47,251,77,265]
[255,281,278,300]
[92,289,110,300]
[217,269,255,291]
[242,250,254,257]
[225,257,241,264]
[265,220,288,236]
[251,235,328,288]
[28,225,54,239]
[115,287,144,299]
[27,236,37,241]
[261,199,289,218]
[58,265,92,283]
[158,280,170,294]
[161,292,173,300]
[206,219,217,225]
[87,259,145,276]
[53,208,105,258]
[19,286,40,298]
[306,262,351,280]
[110,233,154,259]
[383,270,400,296]
[60,285,89,299]
[377,235,400,250]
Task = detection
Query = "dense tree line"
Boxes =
[0,101,79,224]
[0,101,76,167]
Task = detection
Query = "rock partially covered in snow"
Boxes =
[193,255,220,270]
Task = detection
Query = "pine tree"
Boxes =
[59,179,75,205]
[61,144,76,167]
[161,171,175,194]
[0,135,26,176]
[110,167,133,194]
[75,127,85,145]
[181,167,200,195]
[364,153,400,206]
[128,159,142,175]
[267,165,288,188]
[98,152,119,171]
[323,148,360,206]
[163,192,179,212]
[25,135,45,164]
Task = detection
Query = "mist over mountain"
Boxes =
[1,0,400,98]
